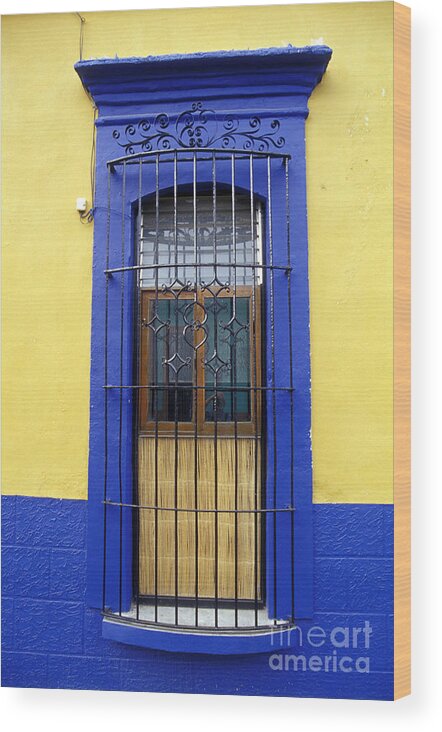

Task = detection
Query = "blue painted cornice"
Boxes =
[75,45,332,115]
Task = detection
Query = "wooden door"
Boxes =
[138,288,262,601]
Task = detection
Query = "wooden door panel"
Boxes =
[138,436,261,600]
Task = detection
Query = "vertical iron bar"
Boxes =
[173,151,179,626]
[231,153,239,628]
[249,154,260,627]
[193,151,199,627]
[267,155,278,623]
[154,152,160,622]
[133,158,143,622]
[118,160,126,616]
[102,165,111,613]
[212,151,219,628]
[285,157,295,622]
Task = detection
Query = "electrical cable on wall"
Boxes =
[76,12,85,61]
[75,11,96,224]
[78,104,97,224]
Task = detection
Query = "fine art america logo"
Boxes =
[268,622,372,674]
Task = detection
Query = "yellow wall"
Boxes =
[1,3,393,503]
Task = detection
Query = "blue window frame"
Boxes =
[76,46,331,654]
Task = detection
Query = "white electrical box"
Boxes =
[76,197,87,212]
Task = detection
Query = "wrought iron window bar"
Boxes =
[102,147,295,634]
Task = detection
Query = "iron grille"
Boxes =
[102,148,295,633]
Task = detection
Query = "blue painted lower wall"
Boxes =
[1,496,393,699]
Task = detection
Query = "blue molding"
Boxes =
[78,45,332,648]
[75,45,332,87]
[75,45,332,117]
[102,618,298,656]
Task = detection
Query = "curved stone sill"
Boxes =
[102,617,295,655]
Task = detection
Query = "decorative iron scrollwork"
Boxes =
[112,101,285,153]
[204,350,231,376]
[201,276,231,299]
[141,312,169,336]
[183,301,208,351]
[220,315,249,345]
[161,280,194,298]
[162,351,192,376]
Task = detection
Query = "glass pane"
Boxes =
[204,297,251,422]
[147,299,193,422]
[140,195,261,288]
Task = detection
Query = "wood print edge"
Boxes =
[393,0,411,701]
